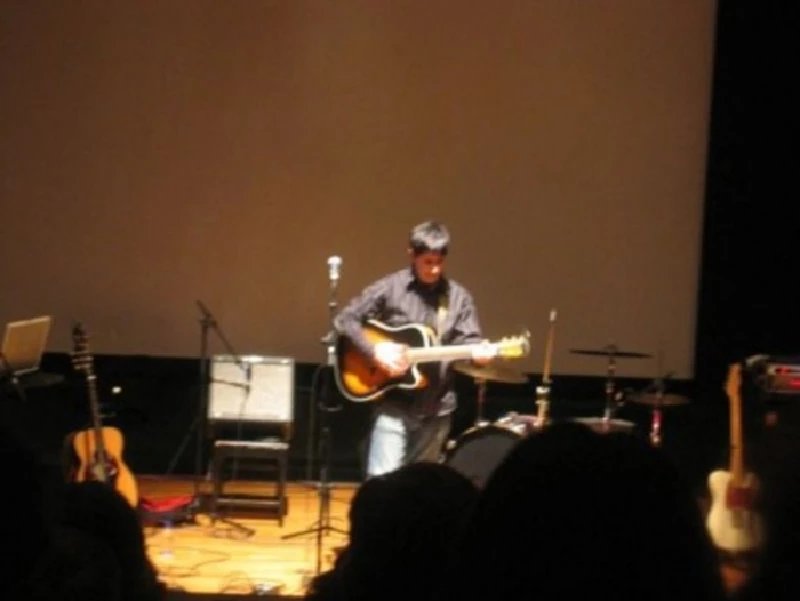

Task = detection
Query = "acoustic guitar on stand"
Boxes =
[334,319,530,402]
[706,361,763,553]
[68,323,139,508]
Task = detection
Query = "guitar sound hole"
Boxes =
[86,453,120,482]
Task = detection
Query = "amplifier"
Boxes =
[208,355,294,423]
[766,357,800,395]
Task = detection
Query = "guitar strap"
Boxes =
[436,292,449,344]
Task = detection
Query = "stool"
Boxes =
[210,438,289,526]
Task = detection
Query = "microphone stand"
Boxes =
[166,301,252,537]
[282,259,348,578]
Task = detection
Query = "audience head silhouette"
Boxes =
[446,422,726,601]
[307,461,478,601]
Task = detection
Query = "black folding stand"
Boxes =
[166,300,253,537]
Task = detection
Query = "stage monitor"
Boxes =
[208,354,294,423]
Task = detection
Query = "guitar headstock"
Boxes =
[724,361,742,402]
[495,330,531,359]
[71,322,95,376]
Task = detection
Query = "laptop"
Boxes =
[1,315,52,376]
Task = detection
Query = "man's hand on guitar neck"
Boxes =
[471,339,495,366]
[373,341,410,376]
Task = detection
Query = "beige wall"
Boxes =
[0,0,717,377]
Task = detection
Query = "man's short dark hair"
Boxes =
[409,221,450,256]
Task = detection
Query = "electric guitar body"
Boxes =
[335,319,530,403]
[69,323,139,508]
[706,362,763,553]
[706,469,762,553]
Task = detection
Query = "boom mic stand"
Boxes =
[282,256,348,577]
[167,301,253,536]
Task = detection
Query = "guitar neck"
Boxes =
[730,386,743,485]
[726,363,744,486]
[406,343,483,364]
[86,373,107,456]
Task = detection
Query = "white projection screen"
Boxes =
[0,0,716,379]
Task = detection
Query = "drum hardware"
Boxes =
[445,424,523,488]
[628,392,688,447]
[535,309,558,429]
[569,344,652,423]
[627,362,687,446]
[452,360,527,427]
[627,392,689,407]
[475,379,489,427]
[569,417,636,434]
[452,360,527,384]
[569,346,653,359]
[495,411,538,435]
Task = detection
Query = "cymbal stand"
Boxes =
[647,363,669,446]
[535,309,557,428]
[649,400,663,447]
[602,350,619,422]
[474,379,488,426]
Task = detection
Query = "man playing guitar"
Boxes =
[334,221,494,478]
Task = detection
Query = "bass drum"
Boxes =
[445,425,523,489]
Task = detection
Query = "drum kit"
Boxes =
[445,340,690,488]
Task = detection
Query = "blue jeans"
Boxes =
[365,405,452,478]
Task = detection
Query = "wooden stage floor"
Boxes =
[140,476,356,597]
[141,476,750,598]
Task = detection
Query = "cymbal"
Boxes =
[452,361,527,384]
[628,392,690,407]
[570,345,652,359]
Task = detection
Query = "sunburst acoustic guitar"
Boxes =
[334,319,530,402]
[69,322,139,508]
[706,361,763,553]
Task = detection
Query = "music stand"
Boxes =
[0,315,52,401]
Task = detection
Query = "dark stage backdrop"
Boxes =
[0,0,717,380]
[693,0,798,398]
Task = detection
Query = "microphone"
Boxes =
[327,255,342,284]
